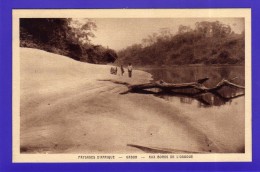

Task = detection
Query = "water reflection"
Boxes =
[141,66,245,108]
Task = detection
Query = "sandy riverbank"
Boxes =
[19,48,244,154]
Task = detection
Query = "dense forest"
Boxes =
[20,18,118,64]
[117,21,245,66]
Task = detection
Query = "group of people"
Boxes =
[110,63,133,78]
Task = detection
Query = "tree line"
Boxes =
[117,21,245,66]
[20,18,117,64]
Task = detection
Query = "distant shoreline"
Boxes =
[136,64,244,70]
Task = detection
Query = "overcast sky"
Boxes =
[80,18,244,51]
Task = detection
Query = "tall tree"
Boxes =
[69,19,97,45]
[195,21,232,38]
[20,18,117,63]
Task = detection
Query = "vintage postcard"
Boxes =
[12,9,251,162]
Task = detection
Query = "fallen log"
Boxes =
[98,77,245,106]
[120,77,244,94]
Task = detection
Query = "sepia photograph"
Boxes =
[12,9,252,162]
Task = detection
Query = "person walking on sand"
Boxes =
[127,63,133,78]
[120,65,125,76]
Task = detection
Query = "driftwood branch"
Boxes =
[120,77,244,95]
[127,144,205,153]
[98,77,244,106]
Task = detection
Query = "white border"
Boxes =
[12,9,252,162]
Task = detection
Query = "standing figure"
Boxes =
[127,63,133,78]
[110,67,113,74]
[114,67,117,75]
[120,65,125,76]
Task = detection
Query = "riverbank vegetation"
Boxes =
[20,18,118,64]
[117,21,244,66]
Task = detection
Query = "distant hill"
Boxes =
[117,21,245,66]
